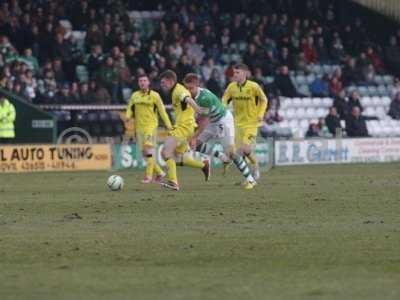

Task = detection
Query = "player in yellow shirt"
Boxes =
[159,70,210,191]
[126,74,173,184]
[222,63,268,187]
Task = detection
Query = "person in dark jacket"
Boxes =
[325,106,342,136]
[333,90,349,120]
[346,106,369,137]
[275,65,299,97]
[348,90,363,112]
[388,92,400,119]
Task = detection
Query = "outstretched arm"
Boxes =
[184,96,209,115]
[156,96,173,130]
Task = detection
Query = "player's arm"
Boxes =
[184,96,209,115]
[126,98,135,119]
[190,115,209,149]
[255,85,268,122]
[155,95,173,130]
[222,84,232,107]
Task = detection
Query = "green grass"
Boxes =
[1,163,400,300]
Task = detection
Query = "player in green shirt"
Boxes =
[183,73,256,189]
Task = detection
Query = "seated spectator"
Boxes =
[329,68,343,97]
[342,57,362,86]
[306,122,321,138]
[275,65,299,97]
[366,46,384,72]
[56,83,74,104]
[385,36,400,75]
[264,97,282,124]
[325,106,342,136]
[185,34,204,65]
[310,74,329,97]
[331,36,346,63]
[252,67,267,89]
[318,117,332,137]
[348,90,363,112]
[52,58,66,83]
[346,106,369,137]
[21,48,39,74]
[79,82,92,103]
[294,52,310,73]
[70,82,80,103]
[206,68,223,97]
[278,47,294,70]
[388,92,400,119]
[177,55,194,80]
[315,37,330,63]
[362,64,376,85]
[302,36,318,64]
[333,90,349,120]
[329,76,343,97]
[87,45,105,76]
[125,45,140,74]
[88,80,111,104]
[98,56,119,103]
[201,58,216,81]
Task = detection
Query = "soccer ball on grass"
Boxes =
[107,175,124,191]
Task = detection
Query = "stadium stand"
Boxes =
[1,0,400,139]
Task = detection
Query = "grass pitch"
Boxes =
[1,163,400,300]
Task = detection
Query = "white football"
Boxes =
[107,175,124,191]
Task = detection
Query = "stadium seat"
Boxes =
[286,108,295,119]
[311,97,323,107]
[281,97,290,107]
[289,119,299,129]
[299,119,309,129]
[306,74,316,84]
[371,96,381,106]
[230,54,241,63]
[265,76,274,83]
[316,108,326,118]
[357,86,368,97]
[279,120,289,128]
[364,107,375,117]
[302,97,312,107]
[376,107,386,118]
[381,96,391,106]
[295,75,307,85]
[220,54,230,64]
[296,108,306,119]
[238,42,247,52]
[322,97,333,107]
[303,108,313,118]
[383,75,394,85]
[346,86,357,95]
[377,85,387,96]
[298,85,310,96]
[361,96,372,106]
[292,97,302,107]
[374,75,384,85]
[368,86,378,96]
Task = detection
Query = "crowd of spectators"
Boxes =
[0,0,399,139]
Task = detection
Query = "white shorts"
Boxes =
[197,110,235,150]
